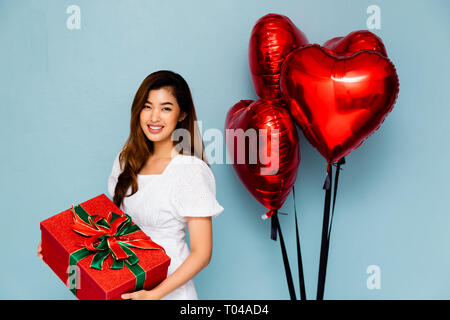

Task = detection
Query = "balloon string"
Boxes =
[270,210,277,240]
[316,157,345,300]
[328,157,345,241]
[273,211,297,300]
[293,185,307,300]
[317,164,332,300]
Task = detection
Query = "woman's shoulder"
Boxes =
[169,154,224,219]
[172,154,213,179]
[175,154,208,167]
[112,150,124,173]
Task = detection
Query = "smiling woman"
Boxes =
[107,70,224,300]
[140,87,185,145]
[113,70,207,203]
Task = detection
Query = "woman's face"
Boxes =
[140,87,186,145]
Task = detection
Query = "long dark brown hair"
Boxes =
[113,70,208,208]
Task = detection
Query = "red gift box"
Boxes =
[40,194,171,300]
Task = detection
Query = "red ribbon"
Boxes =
[71,206,163,265]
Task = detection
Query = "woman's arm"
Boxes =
[121,216,213,300]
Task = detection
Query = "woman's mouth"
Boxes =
[147,125,164,134]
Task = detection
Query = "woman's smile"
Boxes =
[140,87,186,143]
[147,124,164,134]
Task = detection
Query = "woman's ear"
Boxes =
[178,112,187,122]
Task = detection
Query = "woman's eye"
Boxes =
[143,105,170,111]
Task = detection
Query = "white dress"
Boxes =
[107,152,224,300]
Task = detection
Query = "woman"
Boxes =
[39,70,224,300]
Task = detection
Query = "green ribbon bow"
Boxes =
[67,204,163,295]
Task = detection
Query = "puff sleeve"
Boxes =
[170,159,224,221]
[107,151,122,198]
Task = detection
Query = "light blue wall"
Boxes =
[1,0,449,299]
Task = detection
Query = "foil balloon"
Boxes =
[280,43,399,164]
[225,99,300,212]
[323,30,387,57]
[249,13,308,101]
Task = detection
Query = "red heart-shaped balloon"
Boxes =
[280,44,399,164]
[323,30,387,57]
[225,99,300,210]
[249,13,308,101]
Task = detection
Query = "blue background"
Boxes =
[1,0,449,299]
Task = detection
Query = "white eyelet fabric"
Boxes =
[107,151,224,300]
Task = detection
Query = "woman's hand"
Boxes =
[37,241,46,264]
[121,289,162,300]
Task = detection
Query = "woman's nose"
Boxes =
[150,109,160,122]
